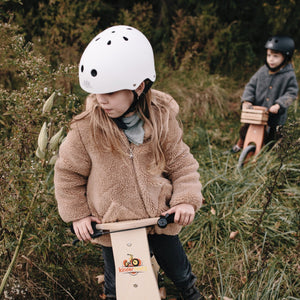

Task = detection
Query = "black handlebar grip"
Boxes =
[70,222,103,245]
[165,213,175,224]
[157,213,175,228]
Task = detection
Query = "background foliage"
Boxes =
[2,0,300,75]
[0,1,299,299]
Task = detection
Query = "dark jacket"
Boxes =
[241,64,298,126]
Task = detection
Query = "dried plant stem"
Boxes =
[253,159,283,237]
[21,255,75,300]
[0,186,39,297]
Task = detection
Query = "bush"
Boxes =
[0,23,104,299]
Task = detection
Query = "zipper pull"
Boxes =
[129,148,133,159]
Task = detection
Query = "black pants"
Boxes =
[102,234,197,297]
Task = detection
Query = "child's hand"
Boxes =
[269,104,280,114]
[242,101,253,110]
[162,204,195,226]
[73,216,101,242]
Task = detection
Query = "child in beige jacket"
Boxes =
[54,25,204,300]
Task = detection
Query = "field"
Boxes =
[0,22,299,299]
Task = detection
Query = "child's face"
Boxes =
[96,90,134,118]
[266,49,285,69]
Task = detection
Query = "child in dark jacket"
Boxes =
[232,36,298,153]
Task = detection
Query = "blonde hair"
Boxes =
[74,90,170,173]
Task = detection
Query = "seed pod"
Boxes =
[49,127,64,151]
[35,146,45,159]
[49,155,58,165]
[42,92,55,113]
[96,274,105,285]
[230,231,239,240]
[38,122,48,152]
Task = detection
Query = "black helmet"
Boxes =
[265,36,295,59]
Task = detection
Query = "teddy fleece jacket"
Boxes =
[241,63,298,127]
[54,90,203,246]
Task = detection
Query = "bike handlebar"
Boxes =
[70,213,175,245]
[157,213,175,228]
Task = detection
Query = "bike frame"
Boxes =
[71,214,174,300]
[239,106,269,166]
[241,106,269,155]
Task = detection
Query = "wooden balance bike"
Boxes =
[238,106,269,167]
[72,214,174,300]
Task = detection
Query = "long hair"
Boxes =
[74,89,169,173]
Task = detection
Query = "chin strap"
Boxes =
[112,117,127,129]
[112,91,139,129]
[112,80,153,129]
[124,90,140,116]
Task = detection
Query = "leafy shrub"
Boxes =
[8,0,108,66]
[168,9,257,74]
[3,0,300,76]
[0,23,103,299]
[169,9,219,70]
[116,2,154,41]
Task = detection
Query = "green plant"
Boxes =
[0,22,104,299]
[179,107,300,299]
[116,2,154,40]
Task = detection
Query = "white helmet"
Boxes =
[79,25,156,94]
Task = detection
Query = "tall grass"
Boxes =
[179,109,300,299]
[0,23,299,299]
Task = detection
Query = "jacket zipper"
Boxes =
[129,147,134,159]
[128,144,148,214]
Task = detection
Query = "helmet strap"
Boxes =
[112,117,127,129]
[120,80,154,117]
[112,91,140,129]
[112,80,153,129]
[125,90,140,115]
[142,79,153,95]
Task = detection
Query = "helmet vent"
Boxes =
[123,36,128,41]
[91,69,97,77]
[95,37,100,41]
[107,40,111,45]
[81,65,84,72]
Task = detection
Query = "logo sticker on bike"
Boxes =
[118,254,147,276]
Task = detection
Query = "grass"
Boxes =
[158,61,300,298]
[1,39,299,298]
[178,110,300,299]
